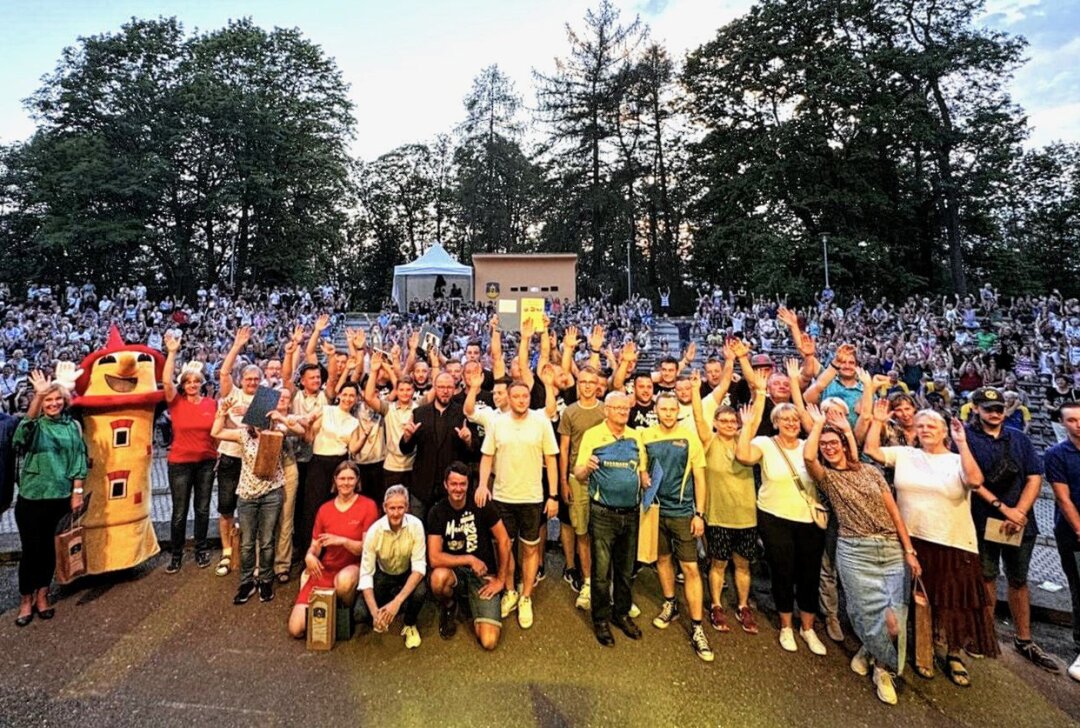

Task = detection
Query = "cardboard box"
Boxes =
[307,587,336,651]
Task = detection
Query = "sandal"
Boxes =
[913,664,934,680]
[944,654,970,687]
[275,572,290,584]
[215,554,231,577]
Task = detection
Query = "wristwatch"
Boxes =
[547,495,559,502]
[694,511,705,520]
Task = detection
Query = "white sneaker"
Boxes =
[401,625,421,649]
[779,627,797,652]
[628,602,641,618]
[826,615,844,642]
[575,582,591,611]
[518,595,534,629]
[873,666,897,705]
[800,628,827,656]
[850,646,870,676]
[500,589,519,618]
[1069,653,1080,683]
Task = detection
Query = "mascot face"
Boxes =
[86,350,159,396]
[73,325,164,410]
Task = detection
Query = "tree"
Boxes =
[534,0,646,294]
[1,17,354,297]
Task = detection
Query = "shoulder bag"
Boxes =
[771,437,829,530]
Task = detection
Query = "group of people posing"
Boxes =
[5,301,1080,708]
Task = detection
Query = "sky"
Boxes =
[0,0,1076,159]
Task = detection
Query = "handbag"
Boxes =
[636,503,660,565]
[771,437,829,530]
[54,493,91,585]
[912,575,934,675]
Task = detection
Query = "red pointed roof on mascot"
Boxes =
[73,325,165,409]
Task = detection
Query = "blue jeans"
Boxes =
[836,536,910,674]
[237,488,284,584]
[589,503,638,624]
[168,459,215,554]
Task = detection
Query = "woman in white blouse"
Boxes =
[299,381,367,555]
[737,387,828,657]
[864,401,995,687]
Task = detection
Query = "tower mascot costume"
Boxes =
[71,325,164,574]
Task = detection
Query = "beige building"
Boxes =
[472,253,578,328]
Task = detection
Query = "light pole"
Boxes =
[821,233,831,290]
[626,235,632,300]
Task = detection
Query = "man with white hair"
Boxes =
[355,485,428,649]
[575,391,649,647]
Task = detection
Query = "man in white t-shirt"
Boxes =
[476,380,559,630]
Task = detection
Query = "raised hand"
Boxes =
[353,328,367,351]
[784,357,801,381]
[54,361,83,391]
[797,335,817,359]
[465,367,483,391]
[314,314,330,333]
[408,330,420,352]
[521,316,535,340]
[872,398,889,423]
[291,324,305,345]
[401,419,421,441]
[738,404,754,426]
[28,370,50,395]
[825,406,851,431]
[321,340,336,358]
[777,307,798,330]
[563,325,579,351]
[807,403,826,425]
[949,417,967,445]
[689,369,701,388]
[589,325,604,352]
[370,350,384,372]
[455,419,472,446]
[164,331,181,353]
[856,367,872,388]
[489,315,499,332]
[683,341,697,363]
[729,338,750,359]
[539,363,555,386]
[233,326,252,348]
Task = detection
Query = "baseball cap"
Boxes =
[750,354,773,369]
[971,387,1004,409]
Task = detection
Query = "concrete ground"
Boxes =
[0,548,1077,728]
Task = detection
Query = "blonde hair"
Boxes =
[770,402,798,427]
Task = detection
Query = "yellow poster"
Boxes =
[520,297,547,332]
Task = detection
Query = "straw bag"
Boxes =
[912,576,934,675]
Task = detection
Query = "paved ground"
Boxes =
[1,547,1078,728]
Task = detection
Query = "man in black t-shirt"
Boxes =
[427,462,513,650]
[629,371,657,430]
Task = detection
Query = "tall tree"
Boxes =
[534,0,646,294]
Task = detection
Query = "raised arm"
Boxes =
[802,405,828,482]
[282,325,304,394]
[735,391,766,465]
[322,340,340,402]
[863,398,888,464]
[219,326,251,398]
[561,326,579,376]
[305,314,330,364]
[362,351,387,413]
[517,318,535,390]
[690,370,714,448]
[785,357,811,433]
[949,419,984,490]
[162,332,181,403]
[802,360,836,405]
[490,317,505,380]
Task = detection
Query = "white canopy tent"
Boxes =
[390,243,473,310]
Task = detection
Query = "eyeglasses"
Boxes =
[819,441,843,450]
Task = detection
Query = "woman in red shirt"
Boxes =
[163,333,218,573]
[287,461,377,638]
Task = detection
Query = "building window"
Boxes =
[110,419,133,448]
[107,470,130,500]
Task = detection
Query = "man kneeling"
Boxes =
[427,462,513,650]
[354,485,428,649]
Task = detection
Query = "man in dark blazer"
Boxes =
[400,373,475,521]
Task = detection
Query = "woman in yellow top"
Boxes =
[691,370,762,635]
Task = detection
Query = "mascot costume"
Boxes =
[70,325,164,574]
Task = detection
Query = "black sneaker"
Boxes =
[534,562,546,586]
[195,550,212,569]
[258,581,274,603]
[562,567,583,593]
[1015,639,1061,673]
[439,602,458,639]
[233,581,257,605]
[165,554,182,574]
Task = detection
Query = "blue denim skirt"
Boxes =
[836,536,910,674]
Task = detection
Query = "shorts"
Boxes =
[706,525,764,563]
[451,566,502,627]
[568,476,590,536]
[494,501,543,545]
[976,528,1036,588]
[657,515,699,563]
[216,454,242,516]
